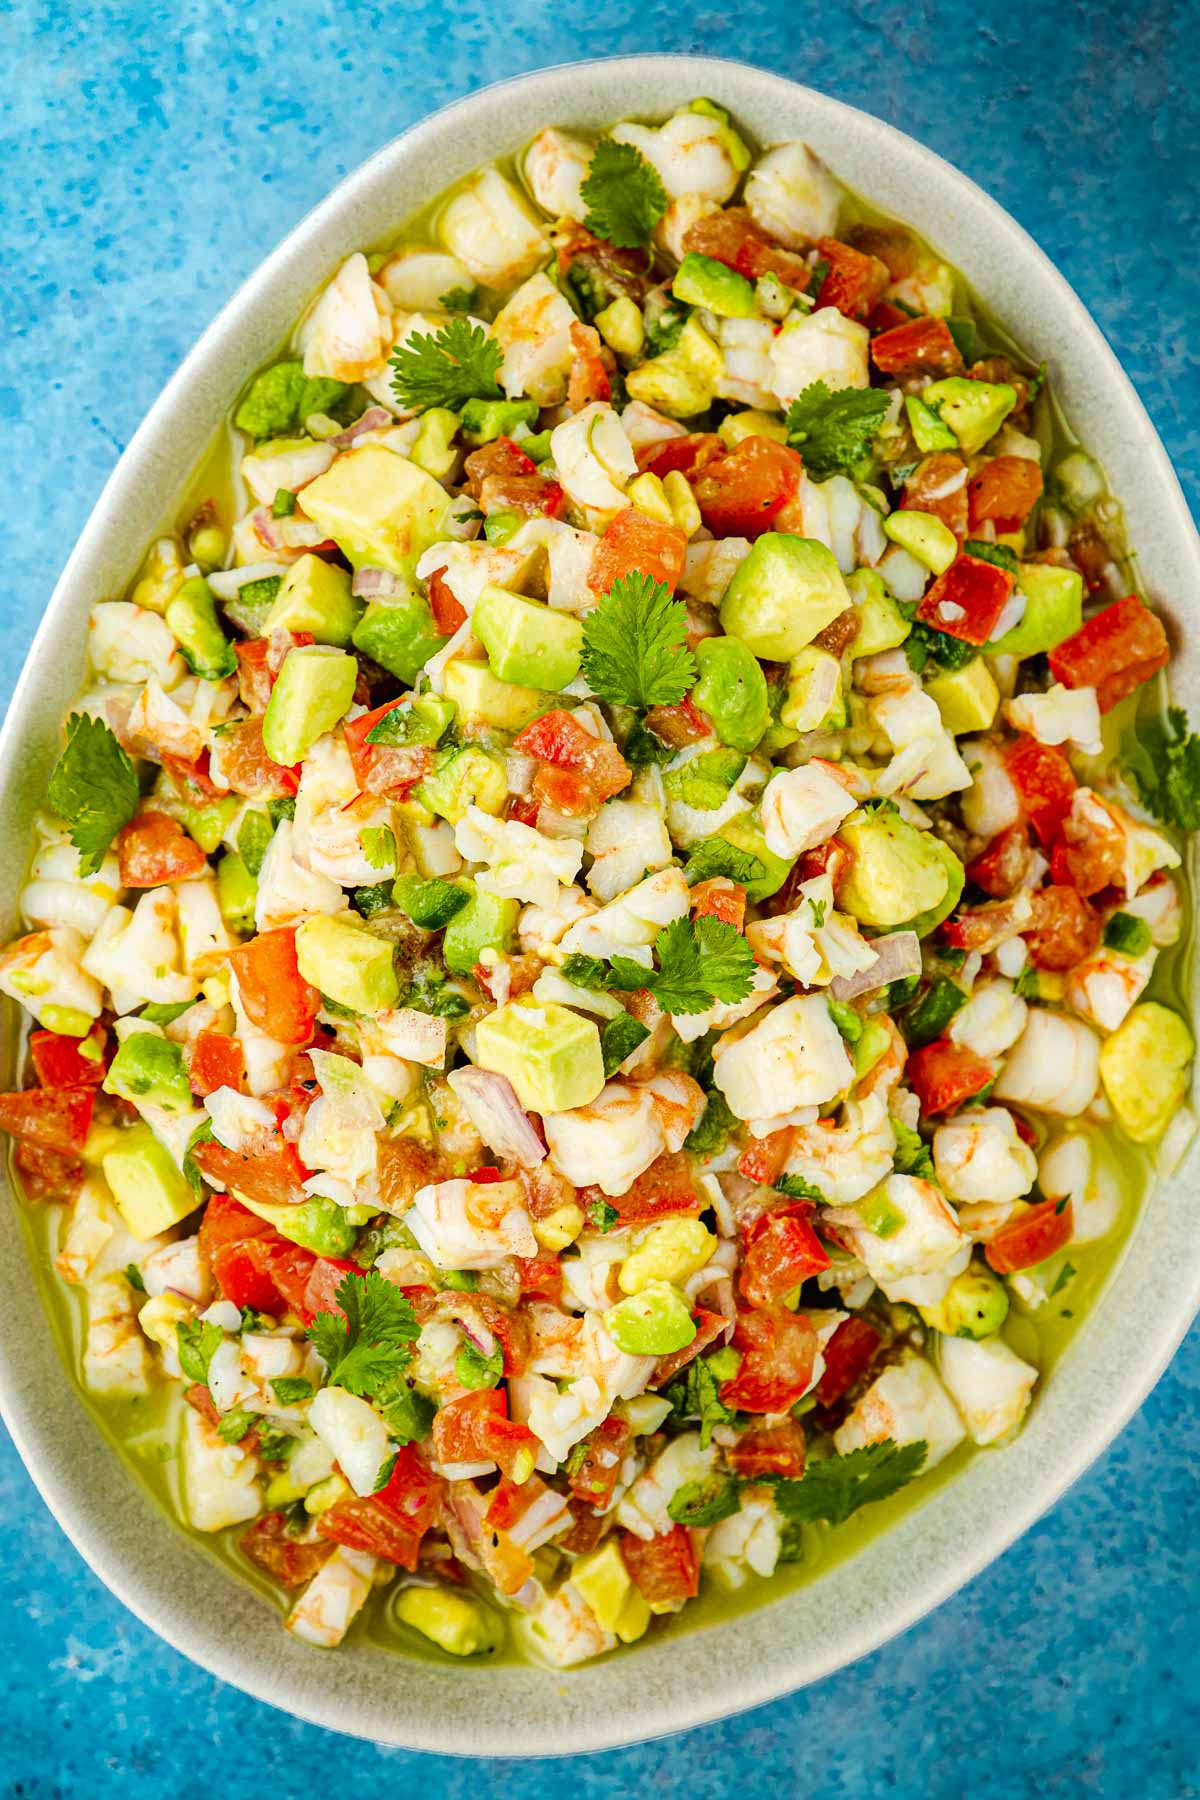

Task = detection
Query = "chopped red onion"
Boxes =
[352,566,406,598]
[447,1066,546,1167]
[332,406,393,446]
[830,929,921,1000]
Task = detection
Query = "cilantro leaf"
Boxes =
[48,713,140,876]
[776,1173,828,1203]
[1122,706,1200,831]
[390,316,503,413]
[601,1011,650,1077]
[581,571,696,709]
[307,1269,421,1397]
[666,1353,735,1449]
[772,1439,927,1526]
[668,1472,742,1528]
[269,1376,314,1405]
[891,1117,935,1181]
[361,826,396,871]
[588,1197,620,1233]
[375,1378,436,1445]
[438,285,478,312]
[785,381,890,482]
[1049,1261,1076,1298]
[683,1089,736,1158]
[560,953,609,990]
[684,837,767,887]
[176,1318,223,1386]
[580,138,667,250]
[123,1263,146,1293]
[647,914,757,1016]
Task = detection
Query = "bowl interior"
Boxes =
[1,53,1197,1756]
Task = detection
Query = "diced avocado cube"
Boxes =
[838,808,964,933]
[718,408,789,448]
[103,1123,196,1240]
[1099,1002,1194,1142]
[693,636,770,752]
[664,748,747,812]
[594,296,644,359]
[237,1192,356,1256]
[672,252,756,318]
[719,533,851,661]
[299,443,453,576]
[166,576,236,680]
[570,1540,634,1632]
[883,509,958,574]
[904,394,959,453]
[104,1033,192,1114]
[459,397,539,446]
[262,645,358,766]
[410,407,462,480]
[625,316,723,420]
[921,377,1017,455]
[780,646,845,732]
[845,568,911,659]
[442,659,555,732]
[393,1585,504,1657]
[442,883,520,975]
[474,1001,604,1115]
[709,812,793,902]
[352,593,448,685]
[988,563,1083,658]
[174,794,239,855]
[217,852,257,935]
[294,914,399,1014]
[265,553,362,647]
[925,658,999,734]
[415,744,507,824]
[473,585,583,691]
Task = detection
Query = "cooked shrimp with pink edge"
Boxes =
[2,95,1194,1667]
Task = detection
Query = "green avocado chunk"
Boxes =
[442,883,520,975]
[266,553,362,647]
[472,585,583,691]
[838,808,964,935]
[474,1001,604,1114]
[300,443,452,577]
[102,1124,196,1241]
[294,914,399,1015]
[166,576,237,680]
[103,1033,192,1114]
[987,562,1083,658]
[719,534,851,661]
[672,252,756,318]
[352,592,448,686]
[693,636,770,752]
[262,646,358,766]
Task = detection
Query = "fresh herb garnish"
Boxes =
[683,1089,736,1158]
[771,1439,927,1526]
[1122,706,1200,832]
[390,317,503,413]
[776,1173,828,1203]
[580,138,667,249]
[601,1012,650,1077]
[784,381,890,482]
[588,1197,620,1233]
[269,1376,314,1406]
[666,1353,736,1449]
[581,571,696,710]
[361,826,397,871]
[1049,1261,1076,1298]
[605,914,757,1016]
[123,1263,146,1293]
[683,837,768,888]
[438,285,478,313]
[47,713,140,876]
[176,1318,223,1386]
[306,1270,421,1397]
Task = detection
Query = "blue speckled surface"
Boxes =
[2,3,1198,1793]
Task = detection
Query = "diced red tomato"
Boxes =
[161,749,224,803]
[229,927,319,1046]
[480,471,565,519]
[681,206,811,289]
[506,794,540,826]
[867,299,912,334]
[293,1253,359,1324]
[579,1150,701,1228]
[737,1127,798,1187]
[0,1086,94,1155]
[513,708,631,818]
[620,1524,699,1607]
[432,1389,538,1481]
[635,432,723,482]
[13,1139,84,1202]
[940,897,1029,955]
[240,1512,334,1588]
[193,1126,310,1212]
[907,1039,995,1115]
[587,506,689,596]
[739,1203,830,1307]
[1047,595,1169,713]
[1049,836,1121,899]
[517,1254,563,1305]
[235,640,274,712]
[343,697,434,797]
[198,1193,297,1312]
[689,877,746,932]
[651,1307,727,1388]
[567,320,612,409]
[463,437,536,493]
[725,1419,807,1480]
[966,823,1032,899]
[117,811,206,888]
[720,1306,818,1414]
[985,1197,1074,1274]
[1004,735,1077,847]
[1022,885,1101,970]
[642,693,712,748]
[902,453,969,538]
[871,316,963,378]
[216,717,300,799]
[29,1025,106,1088]
[426,565,468,635]
[378,1137,440,1213]
[567,1415,631,1511]
[967,456,1044,532]
[318,1446,441,1569]
[188,1028,246,1098]
[694,436,804,540]
[815,1315,882,1407]
[813,237,890,321]
[915,551,1014,645]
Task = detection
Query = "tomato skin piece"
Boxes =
[725,1419,807,1479]
[1022,885,1102,971]
[1048,836,1121,899]
[240,1511,334,1588]
[217,716,301,799]
[513,707,631,818]
[871,316,963,378]
[907,1039,995,1115]
[188,1028,245,1098]
[1047,595,1169,713]
[567,1415,631,1510]
[813,237,890,321]
[29,1025,107,1088]
[229,927,319,1046]
[985,1197,1074,1274]
[694,436,804,541]
[635,432,723,482]
[432,1389,538,1480]
[1004,735,1077,847]
[915,551,1014,645]
[967,456,1044,532]
[902,453,969,538]
[651,1307,727,1388]
[317,1445,441,1569]
[966,823,1032,899]
[193,1129,310,1212]
[587,506,689,596]
[739,1203,831,1307]
[720,1306,818,1414]
[567,320,612,410]
[689,877,747,932]
[517,1254,563,1305]
[0,1085,94,1154]
[235,640,274,712]
[737,1126,797,1186]
[342,697,434,797]
[815,1315,882,1407]
[426,565,468,635]
[578,1150,701,1228]
[117,811,207,888]
[941,897,1028,955]
[620,1524,699,1607]
[13,1139,84,1202]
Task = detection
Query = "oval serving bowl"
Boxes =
[1,53,1197,1756]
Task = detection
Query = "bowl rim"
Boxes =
[1,51,1197,1758]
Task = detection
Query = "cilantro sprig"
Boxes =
[176,1318,223,1386]
[785,381,890,482]
[1122,706,1200,831]
[580,139,667,250]
[48,713,140,876]
[390,316,503,413]
[581,571,696,709]
[771,1439,927,1526]
[589,914,756,1017]
[307,1269,421,1396]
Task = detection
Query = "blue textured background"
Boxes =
[2,3,1198,1795]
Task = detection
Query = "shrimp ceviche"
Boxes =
[2,95,1195,1669]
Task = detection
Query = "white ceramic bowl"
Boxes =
[1,53,1197,1757]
